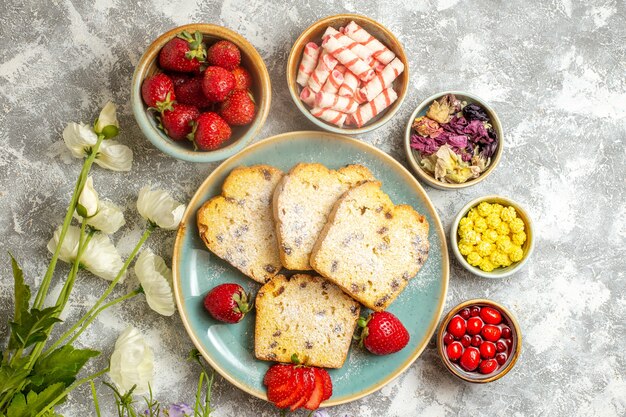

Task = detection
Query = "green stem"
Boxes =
[56,223,93,309]
[34,134,105,309]
[65,288,142,347]
[43,225,153,356]
[90,380,102,417]
[34,367,109,417]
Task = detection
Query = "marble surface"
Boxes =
[1,0,625,416]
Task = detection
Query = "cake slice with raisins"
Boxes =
[197,165,284,284]
[254,274,360,368]
[273,163,375,270]
[310,181,430,311]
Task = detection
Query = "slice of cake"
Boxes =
[197,165,284,284]
[273,163,375,270]
[254,274,360,368]
[310,181,430,311]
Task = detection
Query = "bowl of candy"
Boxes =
[404,91,503,189]
[287,14,409,134]
[131,24,271,162]
[451,195,534,278]
[437,299,521,383]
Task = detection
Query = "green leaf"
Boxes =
[6,383,65,417]
[29,346,99,393]
[8,254,32,351]
[0,357,30,397]
[9,307,62,350]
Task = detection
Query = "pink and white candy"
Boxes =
[310,107,348,127]
[321,69,344,94]
[344,21,396,65]
[307,50,338,93]
[322,35,375,82]
[350,87,398,127]
[300,87,316,107]
[355,57,404,103]
[296,42,321,86]
[322,27,372,61]
[315,91,358,114]
[338,70,359,97]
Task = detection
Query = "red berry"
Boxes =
[359,311,410,355]
[318,368,332,401]
[501,326,512,339]
[303,368,327,411]
[203,283,251,323]
[481,324,502,342]
[207,40,241,70]
[219,89,256,126]
[479,341,496,359]
[496,340,508,353]
[159,31,206,72]
[496,352,508,365]
[446,341,463,361]
[265,364,296,405]
[443,333,454,345]
[290,367,315,411]
[175,76,213,109]
[202,66,236,102]
[479,359,498,374]
[466,317,484,335]
[189,112,232,151]
[168,72,191,87]
[459,308,471,320]
[470,306,481,317]
[447,316,466,339]
[141,73,176,111]
[480,307,502,325]
[160,103,200,141]
[471,335,483,347]
[459,347,480,371]
[232,66,253,90]
[461,334,471,347]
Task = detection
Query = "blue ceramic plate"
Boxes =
[172,131,449,406]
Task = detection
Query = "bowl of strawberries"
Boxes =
[132,24,271,162]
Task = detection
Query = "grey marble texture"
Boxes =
[1,0,625,416]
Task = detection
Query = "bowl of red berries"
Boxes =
[132,24,271,162]
[437,299,521,383]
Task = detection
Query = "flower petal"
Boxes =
[82,232,126,282]
[95,140,133,171]
[82,200,126,234]
[109,327,154,394]
[94,101,120,137]
[62,122,98,158]
[134,249,176,316]
[47,225,81,264]
[136,186,186,230]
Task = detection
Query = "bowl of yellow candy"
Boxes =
[451,195,534,278]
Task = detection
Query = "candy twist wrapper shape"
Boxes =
[315,91,358,114]
[322,27,373,60]
[350,87,397,127]
[307,50,338,93]
[338,70,359,97]
[344,21,396,65]
[322,34,375,82]
[321,69,344,94]
[355,57,404,103]
[299,86,316,106]
[310,107,348,127]
[296,42,321,87]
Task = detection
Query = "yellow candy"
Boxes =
[459,224,473,236]
[486,213,502,229]
[467,209,481,221]
[466,252,482,266]
[512,231,527,246]
[458,241,474,256]
[510,246,524,262]
[509,218,525,234]
[501,206,517,222]
[496,235,512,253]
[500,254,513,267]
[496,222,510,236]
[490,251,510,267]
[477,202,492,217]
[479,258,496,272]
[459,217,474,228]
[474,217,488,233]
[476,241,494,257]
[491,204,504,215]
[482,229,498,243]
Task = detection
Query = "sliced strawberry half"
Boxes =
[264,364,295,405]
[318,368,333,402]
[275,366,304,409]
[289,367,316,411]
[304,368,325,410]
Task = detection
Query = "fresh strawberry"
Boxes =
[219,90,256,126]
[357,311,410,355]
[304,368,325,410]
[265,364,296,404]
[168,72,192,87]
[318,368,332,401]
[202,283,251,323]
[290,367,315,411]
[202,66,235,102]
[188,112,232,151]
[275,366,305,409]
[174,76,213,109]
[231,66,252,90]
[159,30,206,72]
[207,40,241,70]
[160,103,200,141]
[141,73,176,112]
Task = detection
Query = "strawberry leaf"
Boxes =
[29,345,99,393]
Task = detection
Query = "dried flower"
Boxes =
[109,327,154,394]
[135,249,176,316]
[442,116,469,135]
[137,187,186,230]
[420,144,481,184]
[426,99,450,124]
[412,116,442,138]
[464,120,491,144]
[463,103,489,121]
[410,133,445,155]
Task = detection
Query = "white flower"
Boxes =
[94,101,120,138]
[109,327,154,394]
[63,122,98,158]
[137,186,186,230]
[47,225,126,282]
[134,249,176,316]
[75,200,126,234]
[95,140,133,172]
[77,176,99,218]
